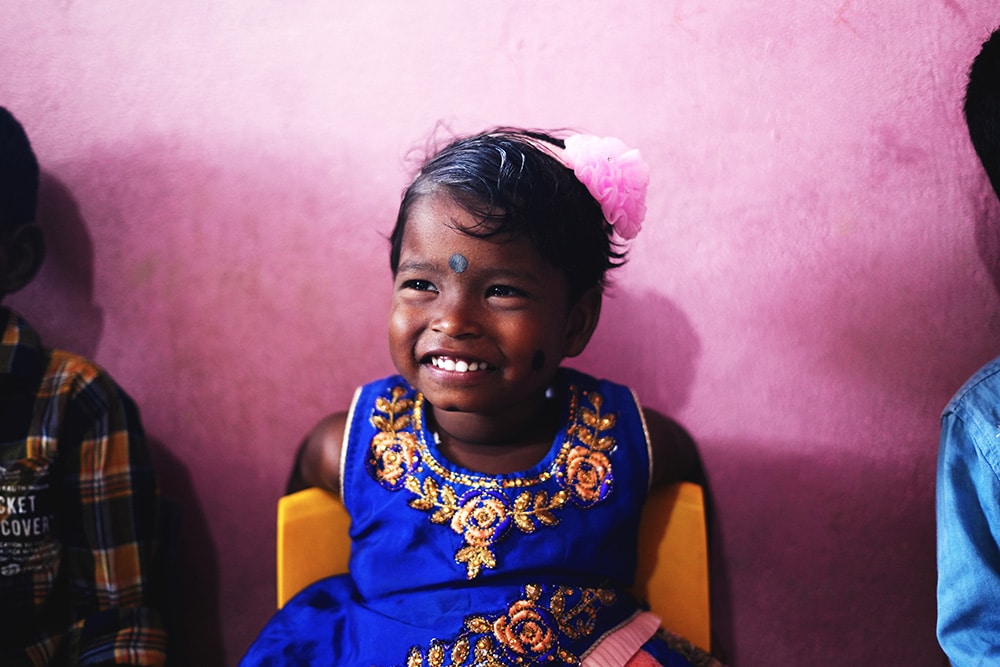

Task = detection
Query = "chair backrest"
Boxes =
[276,481,710,651]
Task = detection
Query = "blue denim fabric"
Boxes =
[938,356,1000,665]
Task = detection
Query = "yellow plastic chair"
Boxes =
[276,481,711,651]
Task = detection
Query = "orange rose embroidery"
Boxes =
[370,431,420,489]
[449,490,512,578]
[564,446,613,506]
[451,491,510,546]
[492,598,559,662]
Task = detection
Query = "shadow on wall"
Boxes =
[573,266,950,663]
[576,287,700,418]
[973,173,1000,297]
[5,173,226,666]
[149,438,226,667]
[573,289,740,657]
[8,173,103,356]
[702,440,941,665]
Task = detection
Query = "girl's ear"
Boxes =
[0,224,45,297]
[562,287,602,358]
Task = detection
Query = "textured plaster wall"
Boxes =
[2,2,996,664]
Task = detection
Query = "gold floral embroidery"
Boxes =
[563,392,616,507]
[367,383,616,578]
[366,388,421,491]
[398,584,617,667]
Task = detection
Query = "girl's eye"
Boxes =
[486,285,525,298]
[402,279,437,292]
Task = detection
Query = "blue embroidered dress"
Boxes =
[243,369,701,666]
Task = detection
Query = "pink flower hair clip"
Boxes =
[561,134,650,241]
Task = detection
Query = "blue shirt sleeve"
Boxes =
[937,405,1000,664]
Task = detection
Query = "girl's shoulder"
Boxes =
[298,410,350,494]
[298,376,411,494]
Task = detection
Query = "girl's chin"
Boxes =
[417,384,503,417]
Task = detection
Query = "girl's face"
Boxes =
[389,193,598,424]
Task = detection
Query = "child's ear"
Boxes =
[0,223,45,297]
[562,287,602,358]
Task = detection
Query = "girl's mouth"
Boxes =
[429,355,494,373]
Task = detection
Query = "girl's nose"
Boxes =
[431,294,481,338]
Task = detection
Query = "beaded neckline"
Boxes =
[411,388,579,490]
[364,376,619,578]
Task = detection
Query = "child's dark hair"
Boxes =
[965,27,1000,197]
[389,128,626,304]
[0,107,39,233]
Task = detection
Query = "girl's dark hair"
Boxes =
[389,128,626,303]
[0,107,39,233]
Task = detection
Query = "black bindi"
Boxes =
[448,253,469,274]
[531,350,546,371]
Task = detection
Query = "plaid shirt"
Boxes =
[0,309,167,666]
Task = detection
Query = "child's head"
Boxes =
[0,107,44,299]
[387,127,648,416]
[389,128,629,305]
[0,107,38,232]
[965,27,1000,198]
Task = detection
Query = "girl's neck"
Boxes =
[427,388,562,475]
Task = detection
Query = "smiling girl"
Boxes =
[242,128,719,667]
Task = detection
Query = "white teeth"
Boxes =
[431,356,488,373]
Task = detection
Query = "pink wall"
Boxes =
[2,2,996,663]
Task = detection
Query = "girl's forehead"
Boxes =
[400,196,533,262]
[396,198,572,301]
[398,220,532,271]
[397,211,569,293]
